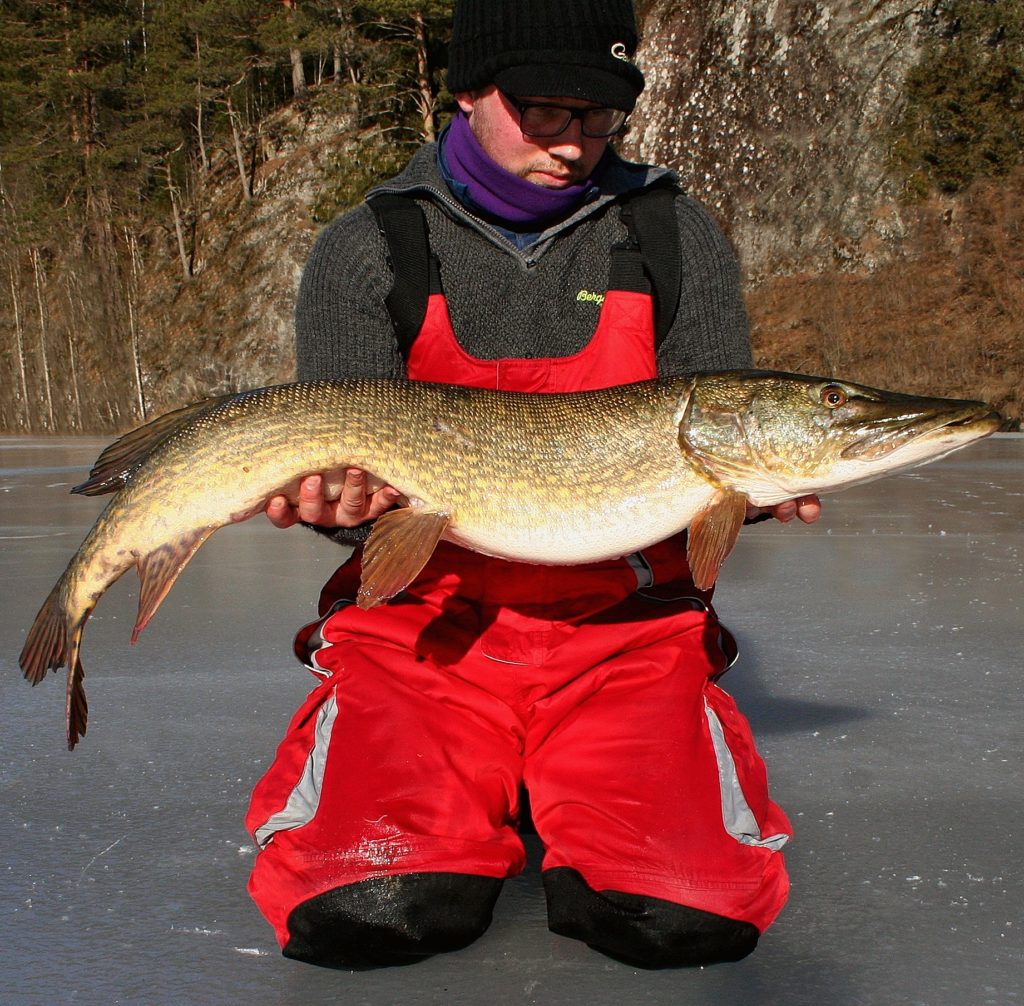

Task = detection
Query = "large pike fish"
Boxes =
[19,371,1000,748]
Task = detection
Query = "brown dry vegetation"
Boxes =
[747,168,1024,428]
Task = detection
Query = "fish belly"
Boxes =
[444,481,712,565]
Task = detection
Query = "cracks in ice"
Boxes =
[76,834,127,887]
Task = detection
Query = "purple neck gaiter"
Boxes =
[442,111,595,226]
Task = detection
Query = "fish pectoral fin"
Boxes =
[133,527,216,643]
[358,508,451,610]
[687,489,748,591]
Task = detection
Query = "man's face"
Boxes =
[455,86,612,188]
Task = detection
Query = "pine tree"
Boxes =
[359,1,455,141]
[0,0,463,431]
[895,0,1024,195]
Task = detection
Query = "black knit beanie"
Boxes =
[447,0,645,112]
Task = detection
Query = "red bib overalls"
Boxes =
[246,273,792,949]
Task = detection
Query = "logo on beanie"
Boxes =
[610,43,630,62]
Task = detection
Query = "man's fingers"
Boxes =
[339,468,368,514]
[773,500,798,523]
[266,494,298,529]
[760,495,822,525]
[366,488,402,520]
[795,495,822,524]
[268,471,402,530]
[296,474,326,523]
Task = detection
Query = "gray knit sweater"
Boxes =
[295,144,752,381]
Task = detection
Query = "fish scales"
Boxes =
[150,379,699,564]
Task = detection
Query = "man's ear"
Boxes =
[455,85,495,116]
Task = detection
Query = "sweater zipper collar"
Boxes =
[366,178,625,262]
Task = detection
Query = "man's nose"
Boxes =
[545,118,585,160]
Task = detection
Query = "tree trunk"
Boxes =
[281,0,307,96]
[225,92,253,202]
[66,329,82,431]
[195,34,209,173]
[9,264,30,431]
[61,272,83,431]
[140,0,148,68]
[165,161,192,278]
[290,47,307,97]
[124,225,147,421]
[332,6,359,85]
[30,248,55,431]
[412,10,435,142]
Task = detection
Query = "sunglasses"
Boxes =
[500,91,628,139]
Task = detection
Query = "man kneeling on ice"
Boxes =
[253,0,819,969]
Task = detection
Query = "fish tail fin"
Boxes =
[20,580,73,685]
[132,527,215,643]
[21,580,93,750]
[66,637,88,751]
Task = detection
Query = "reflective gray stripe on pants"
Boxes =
[301,599,354,678]
[704,699,789,851]
[254,689,339,849]
[625,550,655,588]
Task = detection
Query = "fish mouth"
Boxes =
[840,403,1002,461]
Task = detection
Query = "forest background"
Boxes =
[0,0,1021,434]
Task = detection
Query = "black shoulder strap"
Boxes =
[367,193,440,361]
[369,185,682,360]
[618,183,682,349]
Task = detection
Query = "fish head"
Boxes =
[678,370,1002,506]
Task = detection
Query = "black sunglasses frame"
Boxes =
[499,91,628,139]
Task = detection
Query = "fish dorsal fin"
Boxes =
[73,394,234,496]
[132,527,217,643]
[687,489,748,590]
[358,508,450,609]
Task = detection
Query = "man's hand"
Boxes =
[746,494,821,525]
[265,469,401,529]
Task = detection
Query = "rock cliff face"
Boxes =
[625,1,923,279]
[136,106,354,416]
[623,2,1020,422]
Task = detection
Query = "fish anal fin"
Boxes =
[687,489,748,591]
[358,508,450,610]
[133,528,215,642]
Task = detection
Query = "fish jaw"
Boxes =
[748,404,1001,504]
[732,410,1000,506]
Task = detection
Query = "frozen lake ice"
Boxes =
[1,434,1021,1006]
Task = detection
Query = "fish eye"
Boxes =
[821,385,848,409]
